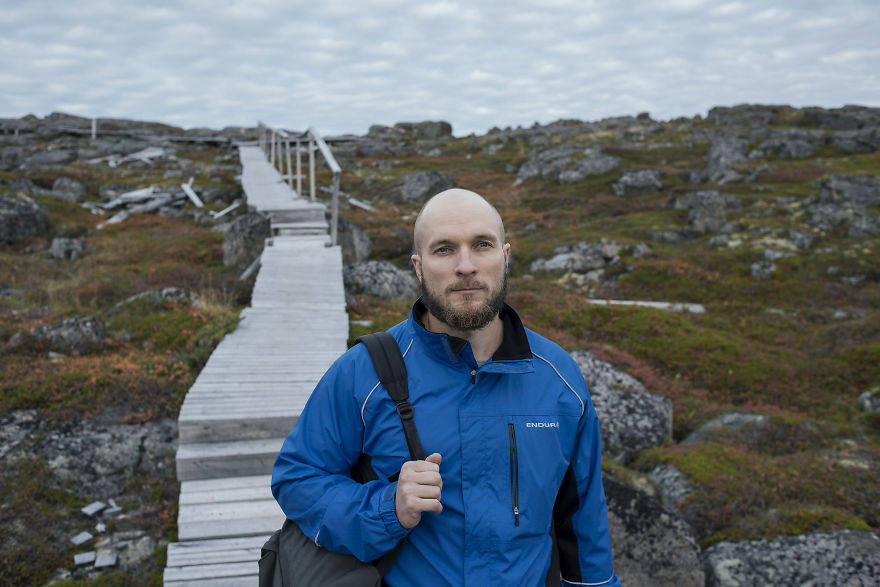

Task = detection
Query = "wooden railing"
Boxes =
[257,123,342,246]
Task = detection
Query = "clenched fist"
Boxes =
[395,453,443,529]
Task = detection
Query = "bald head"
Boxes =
[413,189,505,255]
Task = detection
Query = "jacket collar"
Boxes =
[409,298,534,371]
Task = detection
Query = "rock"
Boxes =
[514,144,580,185]
[707,136,749,184]
[222,212,270,268]
[789,230,817,250]
[669,190,740,235]
[396,171,457,205]
[650,464,694,513]
[805,175,880,236]
[630,242,652,258]
[70,531,94,546]
[110,287,193,313]
[0,191,49,242]
[94,550,118,568]
[52,177,87,202]
[530,241,622,274]
[683,413,768,444]
[603,474,704,587]
[0,146,27,171]
[751,261,776,279]
[859,388,880,413]
[82,501,107,517]
[570,350,672,461]
[48,237,85,260]
[829,127,880,152]
[704,530,880,586]
[558,148,622,184]
[337,218,373,265]
[343,260,417,301]
[756,129,826,158]
[74,551,97,566]
[707,105,781,128]
[6,315,105,354]
[23,148,78,167]
[613,169,663,196]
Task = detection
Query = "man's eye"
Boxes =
[477,241,491,248]
[435,247,450,254]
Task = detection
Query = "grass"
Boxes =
[340,113,880,549]
[1,140,247,582]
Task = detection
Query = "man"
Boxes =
[272,189,620,586]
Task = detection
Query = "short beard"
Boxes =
[420,272,508,332]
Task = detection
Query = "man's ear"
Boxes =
[503,242,511,266]
[411,253,422,281]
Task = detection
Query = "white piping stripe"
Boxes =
[314,529,320,547]
[360,337,415,427]
[533,352,584,417]
[562,574,616,586]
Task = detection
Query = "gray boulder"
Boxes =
[51,177,87,202]
[707,105,780,128]
[859,387,880,413]
[751,261,776,279]
[514,144,580,185]
[613,169,662,196]
[604,474,704,587]
[570,350,672,461]
[756,128,826,159]
[707,136,749,184]
[704,530,880,587]
[530,241,622,274]
[806,175,880,236]
[670,190,741,235]
[558,148,622,184]
[396,171,457,205]
[48,237,85,260]
[338,218,373,265]
[343,260,417,301]
[6,315,105,354]
[830,127,880,152]
[650,464,694,513]
[0,146,26,171]
[111,287,193,314]
[222,212,270,268]
[0,191,49,243]
[23,149,77,168]
[789,229,817,250]
[683,413,768,444]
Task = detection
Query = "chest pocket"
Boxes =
[458,412,579,544]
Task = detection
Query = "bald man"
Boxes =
[272,189,620,586]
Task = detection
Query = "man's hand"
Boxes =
[395,453,443,529]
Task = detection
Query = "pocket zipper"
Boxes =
[508,423,520,526]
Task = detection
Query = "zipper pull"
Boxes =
[513,506,519,526]
[470,369,476,384]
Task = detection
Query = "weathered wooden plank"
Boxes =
[163,561,257,581]
[180,475,271,494]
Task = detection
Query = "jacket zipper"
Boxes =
[470,369,476,384]
[508,423,519,526]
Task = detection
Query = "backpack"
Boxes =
[259,331,425,586]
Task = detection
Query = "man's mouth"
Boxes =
[449,283,486,295]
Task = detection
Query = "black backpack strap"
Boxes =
[355,332,426,461]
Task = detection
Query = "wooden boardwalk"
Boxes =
[164,144,349,585]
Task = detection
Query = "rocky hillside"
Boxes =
[2,106,879,585]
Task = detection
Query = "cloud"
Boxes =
[0,0,877,134]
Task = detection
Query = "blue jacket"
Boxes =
[272,301,620,586]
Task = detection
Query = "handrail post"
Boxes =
[295,140,302,196]
[285,139,293,188]
[308,136,316,202]
[330,172,340,246]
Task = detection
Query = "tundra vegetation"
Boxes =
[1,106,879,583]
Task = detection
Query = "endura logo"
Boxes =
[526,421,559,429]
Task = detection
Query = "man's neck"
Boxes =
[423,312,504,364]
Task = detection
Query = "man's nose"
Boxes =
[455,250,478,275]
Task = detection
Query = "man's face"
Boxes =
[411,197,510,332]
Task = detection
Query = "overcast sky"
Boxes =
[2,0,878,136]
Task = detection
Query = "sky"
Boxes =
[1,0,878,137]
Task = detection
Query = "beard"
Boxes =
[420,271,508,331]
